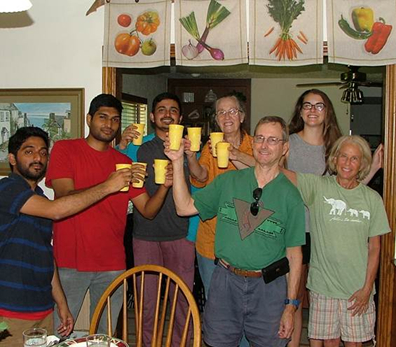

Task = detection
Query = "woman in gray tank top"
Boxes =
[286,89,342,347]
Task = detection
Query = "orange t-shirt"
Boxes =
[191,133,253,259]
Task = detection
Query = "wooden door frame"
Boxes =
[103,66,396,344]
[377,65,396,346]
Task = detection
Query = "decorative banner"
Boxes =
[249,0,323,66]
[327,0,396,66]
[103,0,171,68]
[175,0,248,66]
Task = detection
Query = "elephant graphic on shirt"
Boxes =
[359,210,371,219]
[323,196,347,215]
[347,208,359,217]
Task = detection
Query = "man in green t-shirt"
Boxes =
[165,116,305,347]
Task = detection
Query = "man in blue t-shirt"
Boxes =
[0,127,132,346]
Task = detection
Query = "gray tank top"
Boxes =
[288,133,326,175]
[287,133,326,233]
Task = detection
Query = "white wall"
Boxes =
[251,78,350,135]
[0,0,103,130]
[0,0,105,185]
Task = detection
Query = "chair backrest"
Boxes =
[89,265,201,347]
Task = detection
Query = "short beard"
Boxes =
[17,162,46,182]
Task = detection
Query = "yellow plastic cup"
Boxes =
[115,163,132,192]
[132,123,145,146]
[187,127,202,152]
[217,142,231,168]
[169,124,184,150]
[210,132,224,157]
[154,159,169,184]
[132,162,147,188]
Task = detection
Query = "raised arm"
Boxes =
[184,137,209,183]
[362,144,383,185]
[280,167,298,186]
[229,147,255,169]
[118,124,141,150]
[165,138,199,216]
[21,169,131,220]
[131,163,172,219]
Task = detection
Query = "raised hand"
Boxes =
[131,163,147,186]
[163,163,173,188]
[164,133,185,162]
[119,124,141,150]
[106,168,132,192]
[183,136,195,159]
[229,144,241,161]
[372,143,383,172]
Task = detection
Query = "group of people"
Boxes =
[0,89,389,347]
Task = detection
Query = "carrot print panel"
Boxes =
[249,0,323,66]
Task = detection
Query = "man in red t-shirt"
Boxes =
[45,94,171,334]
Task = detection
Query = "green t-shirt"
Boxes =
[193,167,305,271]
[297,174,391,299]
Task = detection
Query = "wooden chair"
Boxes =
[89,265,201,347]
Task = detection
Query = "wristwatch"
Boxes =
[284,299,301,308]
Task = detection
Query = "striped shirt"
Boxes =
[0,174,54,319]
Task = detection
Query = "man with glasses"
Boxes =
[165,116,305,347]
[132,92,195,347]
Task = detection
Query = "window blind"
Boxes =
[121,101,147,135]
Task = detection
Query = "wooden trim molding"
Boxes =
[102,67,116,95]
[377,64,396,346]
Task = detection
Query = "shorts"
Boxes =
[0,313,53,346]
[203,264,288,347]
[308,291,376,343]
[302,233,311,265]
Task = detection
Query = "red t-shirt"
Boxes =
[45,139,145,271]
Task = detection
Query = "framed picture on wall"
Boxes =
[0,88,85,175]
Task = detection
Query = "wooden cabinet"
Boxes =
[168,79,251,138]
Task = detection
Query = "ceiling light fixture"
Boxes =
[341,82,364,104]
[0,0,32,13]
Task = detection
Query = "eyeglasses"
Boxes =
[302,102,326,112]
[216,108,241,118]
[250,188,263,216]
[253,135,284,146]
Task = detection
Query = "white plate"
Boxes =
[56,337,128,347]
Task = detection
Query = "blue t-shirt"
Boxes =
[0,174,54,314]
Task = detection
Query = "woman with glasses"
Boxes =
[286,89,342,347]
[186,92,254,346]
[286,89,382,347]
[282,135,389,347]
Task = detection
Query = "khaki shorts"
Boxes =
[0,313,53,346]
[308,291,375,343]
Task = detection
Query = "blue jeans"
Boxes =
[203,264,288,347]
[54,268,124,335]
[197,254,250,347]
[196,252,216,300]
